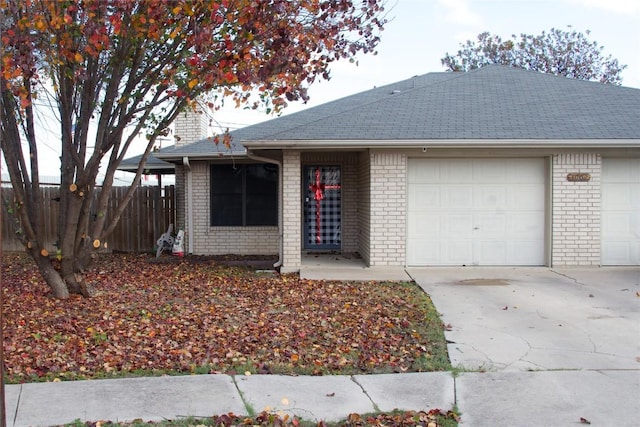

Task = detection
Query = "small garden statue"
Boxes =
[172,230,185,257]
[156,224,175,258]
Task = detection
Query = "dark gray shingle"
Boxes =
[156,65,640,160]
[236,65,640,141]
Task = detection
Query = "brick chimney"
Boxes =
[173,108,208,145]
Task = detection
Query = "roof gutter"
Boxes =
[156,150,248,162]
[241,139,640,150]
[246,150,283,270]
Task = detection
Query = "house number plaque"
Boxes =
[566,173,591,182]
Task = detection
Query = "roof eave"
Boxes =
[118,166,176,174]
[240,139,640,150]
[155,151,248,162]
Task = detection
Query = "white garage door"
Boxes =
[407,158,546,266]
[601,158,640,265]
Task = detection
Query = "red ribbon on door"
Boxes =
[309,168,340,244]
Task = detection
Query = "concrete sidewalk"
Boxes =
[456,369,640,426]
[4,372,454,426]
[5,369,639,426]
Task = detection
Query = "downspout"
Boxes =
[182,156,194,255]
[247,150,283,269]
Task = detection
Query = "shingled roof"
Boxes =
[156,65,640,160]
[118,151,176,174]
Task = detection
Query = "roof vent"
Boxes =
[391,90,401,94]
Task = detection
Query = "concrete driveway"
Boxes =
[407,267,639,371]
[408,267,640,426]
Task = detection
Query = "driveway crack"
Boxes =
[230,375,254,416]
[536,309,549,319]
[11,384,22,427]
[452,375,458,407]
[350,376,380,413]
[550,269,587,287]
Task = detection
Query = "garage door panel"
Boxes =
[602,243,639,266]
[476,214,506,234]
[446,241,473,264]
[445,215,474,236]
[602,158,640,265]
[409,184,439,209]
[407,158,546,266]
[602,184,632,208]
[407,240,440,265]
[508,213,545,236]
[478,240,544,265]
[478,241,507,264]
[443,160,474,182]
[408,213,438,238]
[476,186,506,209]
[474,160,506,183]
[407,240,474,265]
[507,160,546,183]
[630,183,640,209]
[603,214,632,235]
[603,159,640,182]
[508,241,545,264]
[508,185,545,209]
[446,186,473,209]
[408,163,440,183]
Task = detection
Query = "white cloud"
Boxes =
[566,0,640,15]
[453,30,481,45]
[436,0,484,26]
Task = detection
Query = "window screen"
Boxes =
[210,164,277,226]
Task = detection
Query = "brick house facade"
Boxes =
[153,66,639,270]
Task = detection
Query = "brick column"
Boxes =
[369,151,406,266]
[281,150,301,272]
[552,153,601,266]
[190,162,210,254]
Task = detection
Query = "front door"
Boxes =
[304,166,341,250]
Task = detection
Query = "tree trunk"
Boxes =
[60,256,92,297]
[31,251,69,299]
[24,251,95,299]
[63,272,91,297]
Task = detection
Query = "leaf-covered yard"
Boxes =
[2,253,450,383]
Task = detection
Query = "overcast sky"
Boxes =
[7,0,640,180]
[211,0,640,131]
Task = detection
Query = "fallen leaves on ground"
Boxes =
[73,409,460,427]
[338,409,460,427]
[2,253,449,382]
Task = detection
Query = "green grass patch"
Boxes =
[64,408,459,426]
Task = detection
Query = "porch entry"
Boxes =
[304,165,341,250]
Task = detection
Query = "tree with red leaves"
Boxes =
[0,0,386,298]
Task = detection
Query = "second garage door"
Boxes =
[407,158,546,266]
[601,158,640,265]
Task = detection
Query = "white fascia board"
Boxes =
[155,151,248,161]
[240,139,640,150]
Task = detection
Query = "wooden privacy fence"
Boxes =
[1,185,176,253]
